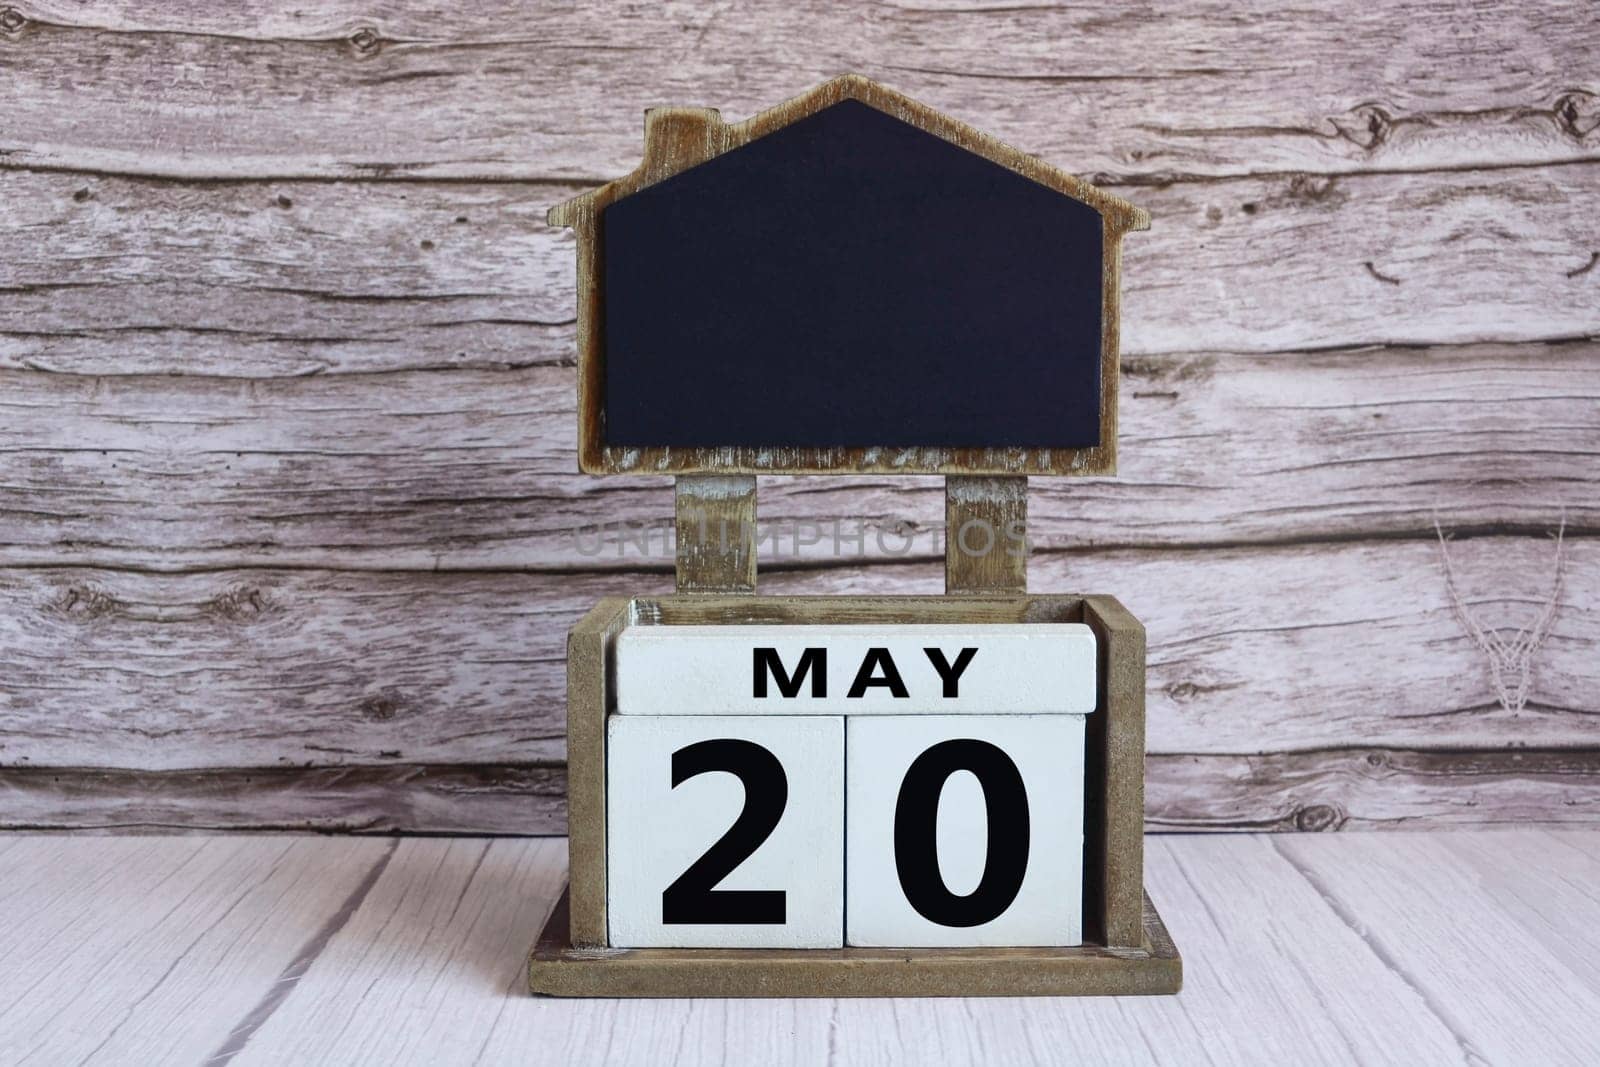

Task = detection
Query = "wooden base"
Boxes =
[529,886,1182,998]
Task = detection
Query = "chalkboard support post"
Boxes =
[945,475,1028,594]
[675,475,758,594]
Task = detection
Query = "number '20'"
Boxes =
[662,737,1030,928]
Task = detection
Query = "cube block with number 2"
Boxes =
[606,715,845,948]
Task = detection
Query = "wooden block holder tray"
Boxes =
[530,527,1182,997]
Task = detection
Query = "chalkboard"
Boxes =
[600,99,1105,451]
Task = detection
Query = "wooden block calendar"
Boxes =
[529,75,1181,998]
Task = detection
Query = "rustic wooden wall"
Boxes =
[1,1,1595,832]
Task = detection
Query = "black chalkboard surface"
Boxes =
[601,99,1104,451]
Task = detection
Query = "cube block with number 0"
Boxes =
[845,715,1086,947]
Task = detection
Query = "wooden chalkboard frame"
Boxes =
[548,74,1149,477]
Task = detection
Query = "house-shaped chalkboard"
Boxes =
[550,74,1148,476]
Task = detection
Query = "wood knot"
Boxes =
[1122,353,1215,385]
[1553,90,1599,139]
[56,585,122,619]
[359,691,404,721]
[1284,173,1343,206]
[1333,103,1392,151]
[0,7,25,34]
[1294,804,1345,832]
[348,26,382,56]
[202,586,267,620]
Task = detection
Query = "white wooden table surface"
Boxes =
[1,831,1594,1066]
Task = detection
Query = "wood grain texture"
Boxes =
[531,889,1180,997]
[565,598,630,945]
[1139,835,1473,1064]
[0,0,1595,831]
[2,343,1591,571]
[5,832,1590,1062]
[4,166,1597,379]
[3,538,1588,769]
[5,748,1596,835]
[674,476,757,593]
[0,764,567,833]
[5,1,1597,182]
[944,477,1027,593]
[1,534,1592,830]
[230,837,571,1064]
[0,835,392,1064]
[1147,748,1600,832]
[1440,830,1600,988]
[1277,832,1600,1063]
[1084,595,1146,947]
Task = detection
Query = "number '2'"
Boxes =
[662,739,789,924]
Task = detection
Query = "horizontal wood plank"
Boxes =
[6,748,1600,833]
[1,343,1589,569]
[0,764,566,833]
[3,166,1598,378]
[0,537,1591,772]
[5,1,1597,182]
[1149,748,1600,832]
[0,172,570,376]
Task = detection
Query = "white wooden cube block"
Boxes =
[845,715,1086,947]
[615,624,1096,715]
[607,714,845,948]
